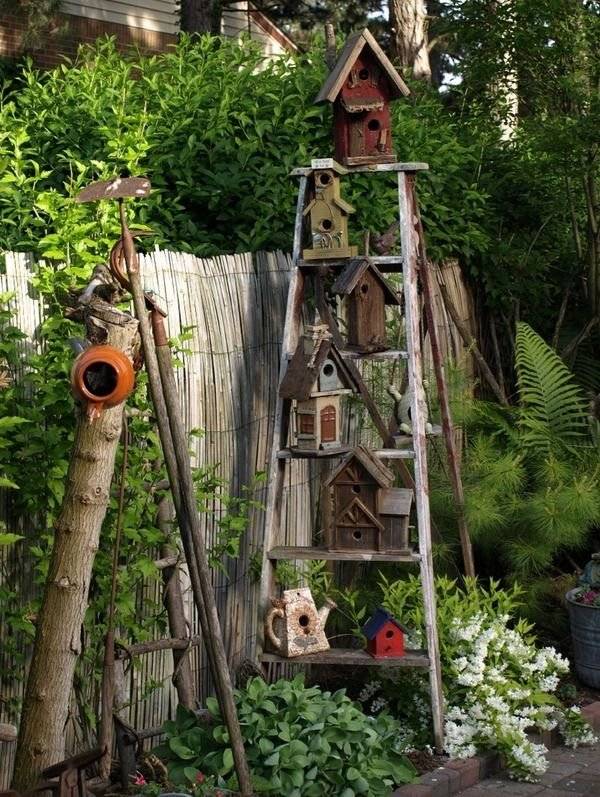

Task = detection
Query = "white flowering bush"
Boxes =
[374,575,597,781]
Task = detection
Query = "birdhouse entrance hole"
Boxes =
[353,530,362,540]
[83,362,118,398]
[318,172,332,186]
[367,118,381,131]
[298,614,310,631]
[352,485,361,493]
[323,363,334,376]
[359,68,370,81]
[385,629,394,638]
[361,282,369,294]
[320,218,333,231]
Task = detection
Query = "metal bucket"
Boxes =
[566,588,600,688]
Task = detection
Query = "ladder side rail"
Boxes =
[256,176,308,658]
[398,171,445,753]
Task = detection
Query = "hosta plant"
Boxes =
[154,675,416,796]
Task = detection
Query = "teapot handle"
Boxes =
[265,607,284,650]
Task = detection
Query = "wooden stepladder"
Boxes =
[258,160,445,753]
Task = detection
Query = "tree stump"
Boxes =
[12,298,138,789]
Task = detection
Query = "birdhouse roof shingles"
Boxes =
[315,29,410,105]
[331,257,400,305]
[279,333,359,401]
[325,445,394,488]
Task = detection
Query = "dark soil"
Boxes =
[407,749,449,774]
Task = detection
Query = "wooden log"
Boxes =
[12,299,138,790]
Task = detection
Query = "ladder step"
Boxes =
[277,446,352,460]
[341,349,409,361]
[297,255,404,273]
[373,449,415,459]
[268,545,420,563]
[261,649,429,668]
[392,424,443,447]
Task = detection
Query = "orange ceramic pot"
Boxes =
[71,344,135,420]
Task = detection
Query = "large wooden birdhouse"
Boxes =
[325,447,414,552]
[315,29,410,166]
[363,608,408,659]
[325,446,393,551]
[331,258,400,351]
[279,325,359,454]
[302,161,358,261]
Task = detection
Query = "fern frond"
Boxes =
[515,322,590,455]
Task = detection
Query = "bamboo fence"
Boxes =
[0,249,316,786]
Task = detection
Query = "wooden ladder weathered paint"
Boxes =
[257,162,445,753]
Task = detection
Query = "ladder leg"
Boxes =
[256,176,308,659]
[398,171,445,753]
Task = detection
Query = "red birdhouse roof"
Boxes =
[315,29,410,105]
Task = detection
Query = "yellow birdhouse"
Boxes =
[302,162,358,261]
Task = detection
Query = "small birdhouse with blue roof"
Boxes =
[362,608,408,658]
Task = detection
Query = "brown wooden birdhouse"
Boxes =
[302,161,358,261]
[315,29,410,166]
[279,325,359,454]
[325,446,394,552]
[325,447,414,553]
[331,258,400,351]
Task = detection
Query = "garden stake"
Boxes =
[409,177,475,578]
[115,198,254,796]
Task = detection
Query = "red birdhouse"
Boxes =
[363,608,408,658]
[315,29,410,166]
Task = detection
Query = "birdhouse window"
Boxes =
[359,68,370,81]
[299,414,315,435]
[320,404,337,442]
[368,119,381,131]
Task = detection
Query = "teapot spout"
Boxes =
[318,597,337,627]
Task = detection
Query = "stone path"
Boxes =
[459,744,600,796]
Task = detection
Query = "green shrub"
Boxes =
[155,675,417,796]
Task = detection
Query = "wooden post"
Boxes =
[257,176,308,658]
[324,23,337,71]
[410,184,476,578]
[12,300,138,789]
[123,246,252,797]
[156,495,196,709]
[398,172,444,753]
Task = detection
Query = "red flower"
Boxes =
[133,773,147,786]
[195,772,206,784]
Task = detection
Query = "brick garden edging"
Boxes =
[392,751,500,797]
[392,701,600,797]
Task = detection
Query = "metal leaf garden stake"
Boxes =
[76,177,253,795]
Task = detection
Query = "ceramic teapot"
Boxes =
[265,587,336,658]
